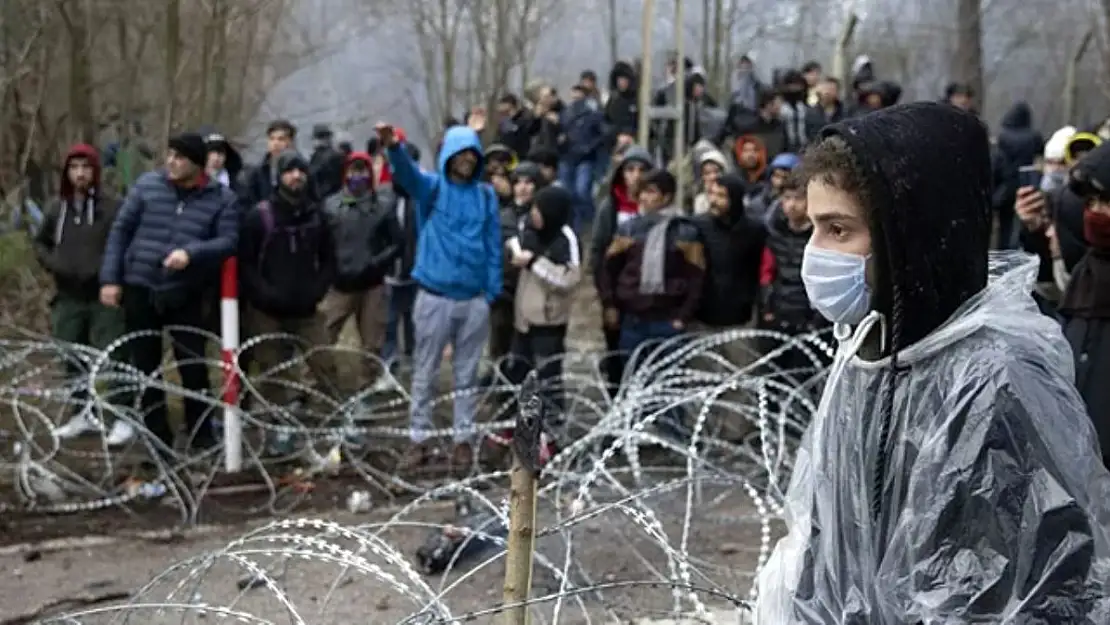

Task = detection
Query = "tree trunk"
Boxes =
[62,1,95,143]
[161,0,181,148]
[952,0,983,103]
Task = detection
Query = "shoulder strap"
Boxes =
[427,181,440,217]
[257,201,275,264]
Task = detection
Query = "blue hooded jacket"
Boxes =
[386,126,501,302]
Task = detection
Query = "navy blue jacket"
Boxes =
[559,99,605,163]
[100,170,239,292]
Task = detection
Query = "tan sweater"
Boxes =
[507,229,583,332]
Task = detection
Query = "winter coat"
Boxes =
[99,170,238,296]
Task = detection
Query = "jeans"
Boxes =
[618,316,689,440]
[592,151,611,189]
[558,159,596,231]
[382,283,417,366]
[409,289,490,444]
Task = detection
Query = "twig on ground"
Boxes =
[0,586,131,625]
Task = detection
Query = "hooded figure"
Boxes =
[309,123,345,199]
[997,101,1045,168]
[36,145,131,444]
[1057,142,1110,470]
[605,61,640,142]
[36,145,120,300]
[507,184,582,410]
[756,103,1110,623]
[691,141,731,215]
[385,124,502,470]
[693,172,765,328]
[198,126,243,190]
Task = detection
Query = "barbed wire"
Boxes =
[0,325,834,623]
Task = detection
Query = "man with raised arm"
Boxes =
[376,114,501,474]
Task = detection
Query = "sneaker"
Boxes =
[369,376,394,393]
[263,430,297,458]
[105,420,136,446]
[52,412,101,439]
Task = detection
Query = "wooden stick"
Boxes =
[500,453,538,625]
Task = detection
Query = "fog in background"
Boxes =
[248,0,1109,161]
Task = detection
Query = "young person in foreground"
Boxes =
[755,102,1110,624]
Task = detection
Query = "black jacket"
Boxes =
[762,201,817,324]
[604,62,639,141]
[996,101,1044,168]
[693,174,766,327]
[310,145,346,199]
[386,189,418,284]
[239,194,335,318]
[324,189,403,292]
[498,201,530,300]
[36,196,121,299]
[496,109,539,159]
[805,100,846,134]
[722,108,787,161]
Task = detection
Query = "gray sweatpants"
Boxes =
[410,289,490,443]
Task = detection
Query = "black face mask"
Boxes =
[783,89,804,103]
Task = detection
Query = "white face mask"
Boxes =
[801,243,872,325]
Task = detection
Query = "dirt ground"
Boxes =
[0,481,777,624]
[0,280,781,623]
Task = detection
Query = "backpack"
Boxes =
[255,201,322,266]
[425,178,494,219]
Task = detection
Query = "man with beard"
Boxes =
[238,151,340,443]
[39,144,131,445]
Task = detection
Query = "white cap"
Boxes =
[1044,125,1077,161]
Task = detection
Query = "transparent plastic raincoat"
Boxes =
[755,253,1110,624]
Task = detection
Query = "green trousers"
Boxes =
[50,293,128,405]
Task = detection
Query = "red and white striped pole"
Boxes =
[220,257,242,472]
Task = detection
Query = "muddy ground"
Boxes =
[0,481,777,624]
[0,281,780,623]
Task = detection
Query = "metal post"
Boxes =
[636,0,656,148]
[673,0,686,211]
[220,258,242,472]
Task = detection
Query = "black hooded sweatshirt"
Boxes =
[692,173,766,327]
[604,61,639,141]
[996,101,1044,168]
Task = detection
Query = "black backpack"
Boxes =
[255,201,323,266]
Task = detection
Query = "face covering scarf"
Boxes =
[347,174,371,195]
[801,243,872,326]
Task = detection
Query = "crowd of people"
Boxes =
[20,51,1107,486]
[10,43,1110,619]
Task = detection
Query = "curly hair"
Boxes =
[798,135,872,215]
[780,170,804,192]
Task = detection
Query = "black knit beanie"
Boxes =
[168,133,207,168]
